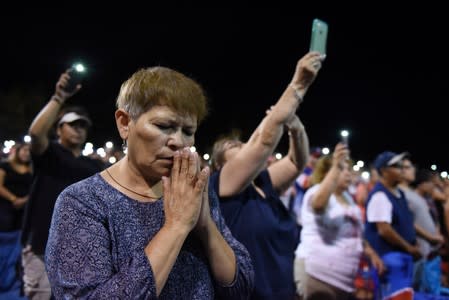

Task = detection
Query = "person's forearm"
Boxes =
[415,223,435,242]
[0,186,17,203]
[378,223,414,252]
[432,187,447,202]
[363,240,374,255]
[197,220,236,285]
[219,89,302,197]
[29,96,64,140]
[0,172,17,203]
[258,86,301,147]
[363,241,378,264]
[444,203,449,239]
[145,225,190,296]
[311,166,340,212]
[444,204,449,239]
[287,125,309,172]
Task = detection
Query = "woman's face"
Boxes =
[57,121,88,148]
[16,145,31,164]
[127,105,197,181]
[337,161,352,190]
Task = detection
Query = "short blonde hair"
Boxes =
[116,66,208,123]
[310,155,333,185]
[211,136,243,172]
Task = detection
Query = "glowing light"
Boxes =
[96,148,106,158]
[74,63,85,72]
[361,171,370,181]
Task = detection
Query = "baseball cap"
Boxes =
[373,151,409,172]
[58,112,92,127]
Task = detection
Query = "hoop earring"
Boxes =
[122,139,128,152]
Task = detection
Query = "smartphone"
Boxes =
[65,64,85,93]
[340,130,349,146]
[310,18,328,56]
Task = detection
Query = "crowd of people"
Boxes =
[1,48,449,300]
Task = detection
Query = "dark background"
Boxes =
[1,6,448,170]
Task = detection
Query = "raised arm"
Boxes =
[268,114,309,193]
[310,143,349,212]
[219,52,323,197]
[28,71,80,155]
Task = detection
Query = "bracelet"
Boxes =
[51,94,64,105]
[288,84,304,103]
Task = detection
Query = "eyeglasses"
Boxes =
[388,163,403,169]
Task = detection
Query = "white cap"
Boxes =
[58,112,92,127]
[387,152,410,166]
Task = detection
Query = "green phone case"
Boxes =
[310,19,328,55]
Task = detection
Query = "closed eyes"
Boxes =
[154,123,195,136]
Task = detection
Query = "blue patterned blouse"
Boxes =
[45,173,254,299]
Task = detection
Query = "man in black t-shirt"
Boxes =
[21,70,104,300]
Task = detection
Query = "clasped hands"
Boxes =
[162,147,212,236]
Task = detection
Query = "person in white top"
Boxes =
[294,143,385,300]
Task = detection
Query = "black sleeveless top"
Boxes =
[0,161,33,231]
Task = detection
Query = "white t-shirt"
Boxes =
[366,191,393,223]
[295,184,364,292]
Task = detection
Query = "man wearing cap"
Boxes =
[364,151,421,260]
[364,151,422,296]
[21,70,104,300]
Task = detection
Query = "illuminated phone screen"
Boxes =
[310,19,328,55]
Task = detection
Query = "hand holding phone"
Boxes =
[340,130,349,146]
[64,64,86,93]
[310,18,328,58]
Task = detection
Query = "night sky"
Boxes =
[2,6,448,171]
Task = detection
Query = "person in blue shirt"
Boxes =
[45,66,254,299]
[210,51,324,300]
[365,151,421,296]
[365,151,421,259]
